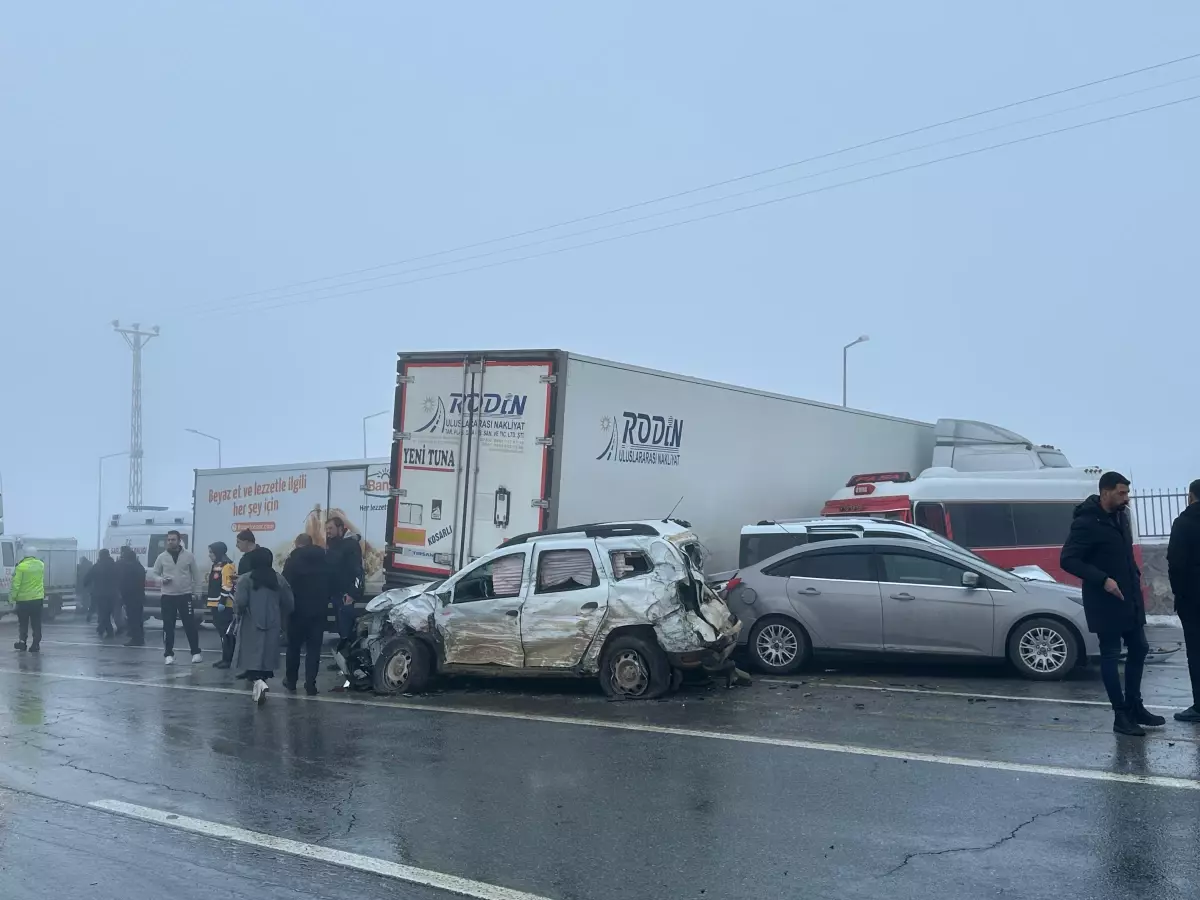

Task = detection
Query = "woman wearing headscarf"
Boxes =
[84,549,120,638]
[231,547,293,704]
[206,541,237,669]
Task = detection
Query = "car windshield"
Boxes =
[915,529,1020,583]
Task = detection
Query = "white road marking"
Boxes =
[89,800,553,900]
[2,665,1198,791]
[38,639,334,659]
[759,679,1178,711]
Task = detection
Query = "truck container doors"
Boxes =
[389,355,555,581]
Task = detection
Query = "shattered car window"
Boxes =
[610,550,652,580]
[537,549,598,592]
[454,553,526,603]
[491,553,525,597]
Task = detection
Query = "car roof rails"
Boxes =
[500,522,664,547]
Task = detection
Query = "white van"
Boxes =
[104,511,196,616]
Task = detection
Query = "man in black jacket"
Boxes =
[1061,471,1164,736]
[282,534,329,695]
[1168,478,1200,723]
[325,516,364,642]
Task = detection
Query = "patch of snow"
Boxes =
[1146,614,1181,628]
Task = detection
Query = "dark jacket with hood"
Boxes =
[116,549,147,603]
[84,552,120,602]
[1060,495,1144,634]
[282,544,331,620]
[1168,502,1200,615]
[325,534,364,602]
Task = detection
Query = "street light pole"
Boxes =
[363,409,390,458]
[97,451,128,550]
[842,335,870,407]
[185,428,223,467]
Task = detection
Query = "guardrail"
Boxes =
[1133,489,1188,540]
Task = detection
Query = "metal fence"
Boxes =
[1133,489,1188,540]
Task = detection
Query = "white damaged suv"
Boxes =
[336,522,740,699]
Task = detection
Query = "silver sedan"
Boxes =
[722,537,1099,681]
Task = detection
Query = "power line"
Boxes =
[203,50,1200,310]
[203,92,1200,319]
[213,71,1200,317]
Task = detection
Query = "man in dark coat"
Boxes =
[1061,471,1164,736]
[76,556,93,621]
[282,534,330,695]
[116,546,146,646]
[1168,478,1200,723]
[84,549,121,638]
[325,516,364,642]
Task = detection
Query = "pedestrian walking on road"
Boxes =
[1168,478,1200,723]
[326,516,364,644]
[116,546,146,646]
[151,530,203,665]
[231,547,293,705]
[282,533,329,696]
[85,549,120,639]
[76,555,93,622]
[1061,471,1165,736]
[207,541,237,669]
[11,546,45,653]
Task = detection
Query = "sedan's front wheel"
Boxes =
[1008,618,1079,681]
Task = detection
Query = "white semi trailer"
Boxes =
[384,350,936,585]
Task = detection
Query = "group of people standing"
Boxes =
[1061,472,1200,735]
[210,517,364,703]
[60,518,364,705]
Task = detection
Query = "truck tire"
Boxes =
[1008,617,1079,681]
[373,636,431,695]
[43,597,61,622]
[747,616,811,675]
[599,633,671,700]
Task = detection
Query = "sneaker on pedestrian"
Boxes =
[282,680,297,692]
[213,660,230,669]
[13,640,26,652]
[1174,705,1200,722]
[252,680,269,705]
[191,653,203,664]
[304,684,318,697]
[29,644,39,654]
[1130,701,1166,727]
[1113,709,1146,737]
[164,655,175,666]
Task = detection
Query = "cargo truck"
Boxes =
[192,459,391,601]
[384,349,937,586]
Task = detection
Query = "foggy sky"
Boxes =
[3,2,1198,544]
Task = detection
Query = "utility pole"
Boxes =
[113,321,159,509]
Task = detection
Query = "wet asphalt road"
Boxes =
[1,617,1198,899]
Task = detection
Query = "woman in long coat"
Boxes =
[231,548,293,705]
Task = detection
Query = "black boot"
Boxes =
[1130,701,1166,727]
[14,640,26,652]
[1113,708,1146,737]
[1174,705,1200,722]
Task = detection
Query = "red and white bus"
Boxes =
[821,466,1112,585]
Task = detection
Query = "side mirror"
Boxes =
[962,571,980,589]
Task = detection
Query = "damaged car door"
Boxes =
[520,540,610,668]
[440,549,529,667]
